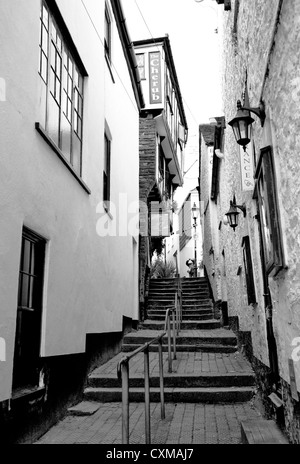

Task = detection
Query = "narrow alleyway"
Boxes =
[35,277,262,445]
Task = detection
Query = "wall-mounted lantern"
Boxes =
[228,99,265,151]
[225,196,246,232]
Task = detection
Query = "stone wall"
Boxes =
[139,114,157,319]
[218,0,300,442]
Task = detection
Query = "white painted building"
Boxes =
[0,0,143,442]
[166,189,202,279]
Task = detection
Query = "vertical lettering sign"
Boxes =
[149,52,162,104]
[240,143,255,191]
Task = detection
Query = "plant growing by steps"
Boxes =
[150,258,176,279]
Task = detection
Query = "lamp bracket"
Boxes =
[231,201,247,217]
[240,101,266,127]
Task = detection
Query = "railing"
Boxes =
[176,278,183,336]
[164,306,177,373]
[117,333,166,445]
[117,288,183,444]
[117,284,182,444]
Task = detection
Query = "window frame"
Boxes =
[253,145,284,277]
[242,235,257,305]
[38,0,86,179]
[136,53,146,80]
[18,228,46,312]
[104,2,112,62]
[103,131,111,209]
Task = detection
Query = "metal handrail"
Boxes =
[117,332,166,445]
[164,306,177,373]
[117,289,183,444]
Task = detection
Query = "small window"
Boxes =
[136,53,145,79]
[103,133,111,206]
[104,3,112,61]
[242,236,256,305]
[254,146,284,276]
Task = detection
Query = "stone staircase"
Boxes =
[84,277,255,404]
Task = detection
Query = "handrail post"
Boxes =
[158,337,165,420]
[167,312,172,373]
[121,361,130,444]
[172,308,177,360]
[175,293,179,336]
[144,346,151,444]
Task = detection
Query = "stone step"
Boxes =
[142,320,221,330]
[147,308,213,315]
[148,292,210,299]
[147,313,213,321]
[182,299,213,309]
[122,344,237,353]
[241,419,289,444]
[123,332,237,347]
[148,298,211,305]
[87,372,255,389]
[84,386,254,403]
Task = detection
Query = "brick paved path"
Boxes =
[35,401,261,445]
[35,351,261,445]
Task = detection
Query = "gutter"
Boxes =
[111,0,145,112]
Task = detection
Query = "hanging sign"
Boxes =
[149,51,162,104]
[240,143,255,191]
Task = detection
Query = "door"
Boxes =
[254,146,284,388]
[13,228,46,390]
[256,209,280,386]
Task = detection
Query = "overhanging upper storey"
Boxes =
[134,35,188,187]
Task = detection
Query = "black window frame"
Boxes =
[242,235,257,305]
[103,132,111,207]
[13,228,46,389]
[253,145,285,277]
[104,2,112,61]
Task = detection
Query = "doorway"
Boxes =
[254,146,285,389]
[13,228,46,390]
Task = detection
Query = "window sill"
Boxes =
[105,54,115,83]
[12,386,45,402]
[35,122,91,195]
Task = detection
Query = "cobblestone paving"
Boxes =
[35,401,261,445]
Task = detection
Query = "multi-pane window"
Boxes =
[38,1,84,176]
[254,146,284,276]
[104,4,111,61]
[103,133,111,205]
[18,231,45,311]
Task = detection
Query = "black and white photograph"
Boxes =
[0,0,299,448]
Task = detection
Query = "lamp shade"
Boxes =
[192,202,199,220]
[225,202,240,232]
[228,100,254,149]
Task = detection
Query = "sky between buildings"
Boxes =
[122,0,224,205]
